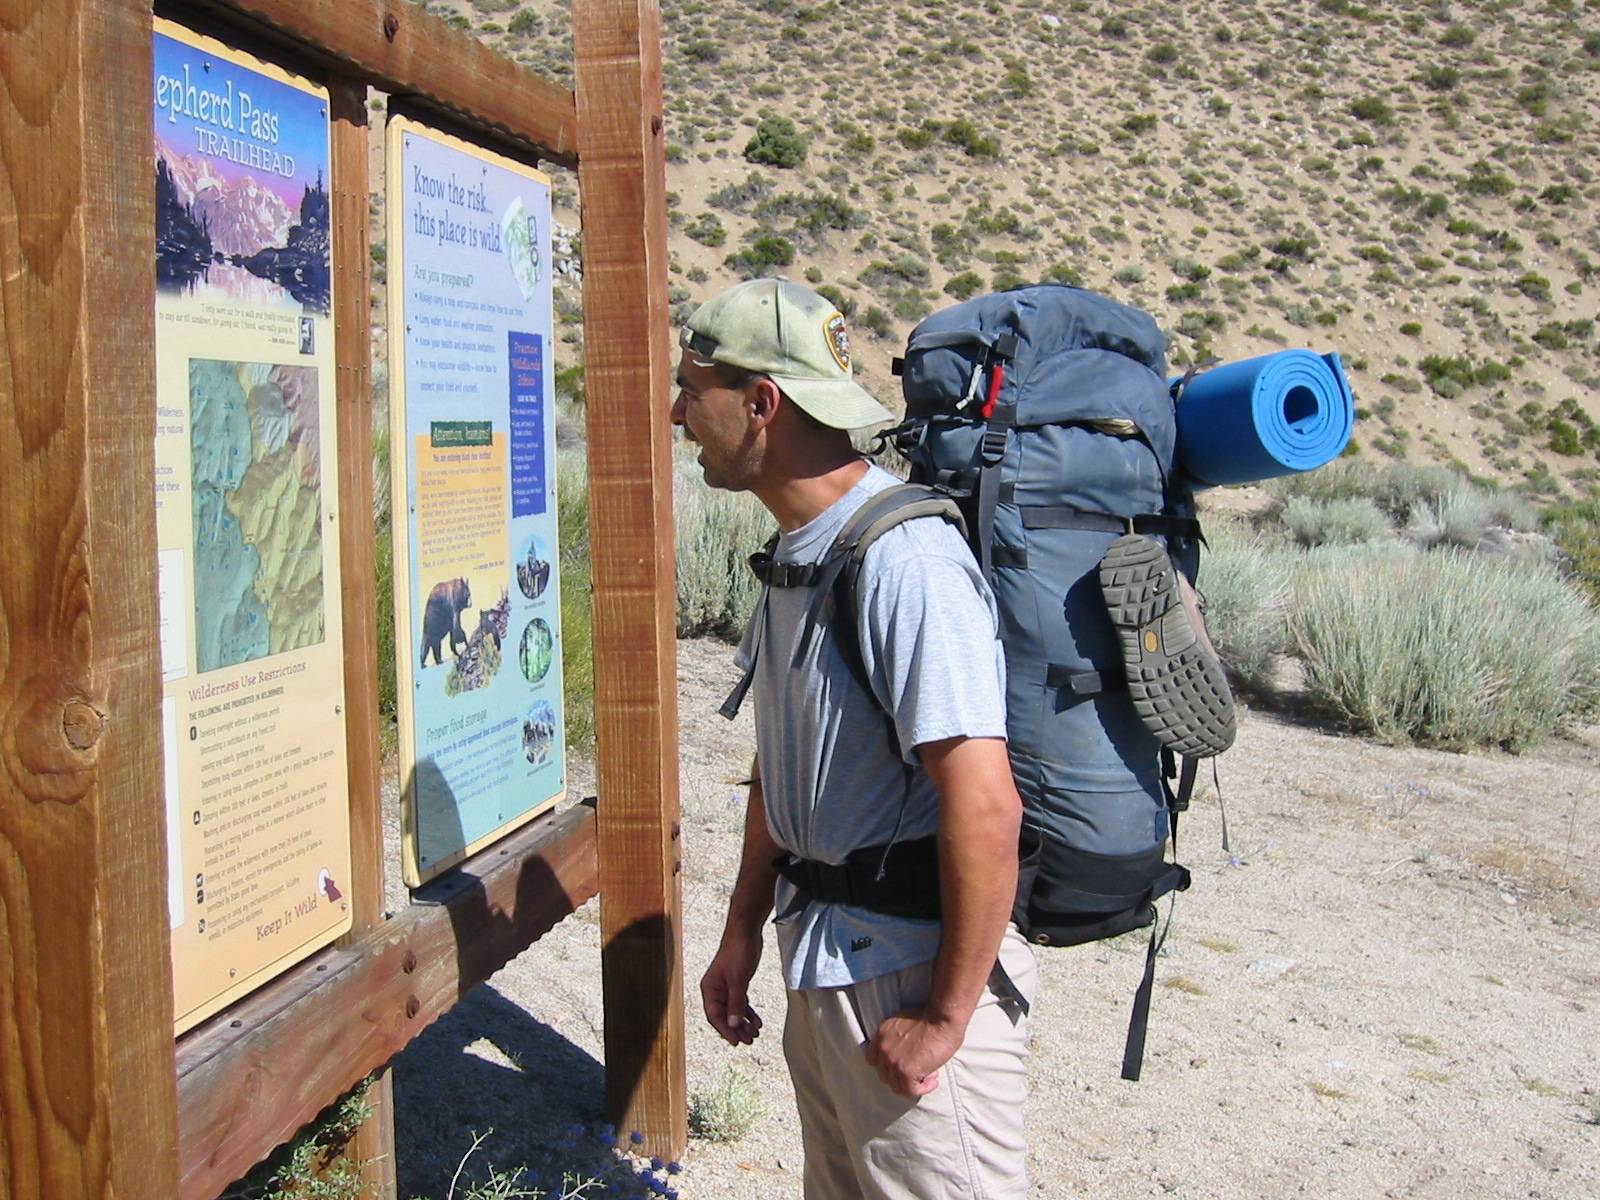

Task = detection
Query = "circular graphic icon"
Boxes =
[522,699,557,766]
[519,618,554,684]
[516,533,552,601]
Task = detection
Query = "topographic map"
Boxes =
[191,360,325,672]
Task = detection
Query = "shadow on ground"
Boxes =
[392,984,634,1198]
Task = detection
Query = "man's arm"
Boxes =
[700,758,783,1045]
[865,734,1021,1097]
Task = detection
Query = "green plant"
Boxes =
[944,270,983,300]
[689,1065,766,1143]
[1423,65,1460,91]
[556,446,595,753]
[684,212,726,247]
[374,428,397,754]
[1545,498,1600,606]
[230,1078,375,1200]
[430,1125,684,1200]
[743,116,807,168]
[672,445,770,637]
[1515,273,1552,303]
[1288,546,1600,749]
[1463,160,1515,197]
[942,119,1000,159]
[724,232,795,277]
[1199,523,1293,693]
[1280,496,1391,547]
[1349,96,1393,125]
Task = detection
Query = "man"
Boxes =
[675,278,1035,1199]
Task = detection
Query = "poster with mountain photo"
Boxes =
[152,18,351,1035]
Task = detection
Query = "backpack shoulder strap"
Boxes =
[833,483,967,612]
[719,483,965,721]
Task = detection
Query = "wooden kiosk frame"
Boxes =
[0,1,683,1196]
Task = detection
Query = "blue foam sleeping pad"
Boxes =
[1173,350,1354,488]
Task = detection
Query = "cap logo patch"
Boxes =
[824,312,851,372]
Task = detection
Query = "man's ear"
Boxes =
[748,376,783,428]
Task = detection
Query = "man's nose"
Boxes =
[669,391,686,426]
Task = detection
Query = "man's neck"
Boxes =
[755,454,870,532]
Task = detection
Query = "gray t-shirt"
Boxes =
[734,464,1007,990]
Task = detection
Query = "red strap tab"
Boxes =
[980,362,1005,419]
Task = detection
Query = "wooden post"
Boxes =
[572,0,687,1158]
[328,76,398,1199]
[0,1,180,1198]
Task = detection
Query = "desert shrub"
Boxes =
[1403,486,1540,550]
[1100,15,1129,37]
[707,173,775,212]
[897,124,937,150]
[1515,273,1552,302]
[672,445,770,638]
[942,119,1000,159]
[374,431,397,745]
[689,1066,765,1143]
[684,211,726,247]
[1463,160,1515,197]
[1041,261,1084,286]
[744,116,807,168]
[725,232,795,277]
[1281,496,1390,547]
[1198,524,1293,693]
[507,9,541,35]
[555,446,596,752]
[1439,24,1475,48]
[1423,65,1460,91]
[1147,41,1179,64]
[1287,547,1600,749]
[1349,96,1393,125]
[814,283,856,318]
[944,270,984,300]
[1546,498,1600,607]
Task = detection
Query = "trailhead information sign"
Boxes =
[387,116,566,887]
[152,19,352,1034]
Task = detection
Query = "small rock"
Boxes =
[1247,955,1298,979]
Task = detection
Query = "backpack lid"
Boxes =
[901,285,1176,464]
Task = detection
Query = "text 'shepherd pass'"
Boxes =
[152,18,352,1034]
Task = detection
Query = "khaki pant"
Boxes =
[782,926,1036,1200]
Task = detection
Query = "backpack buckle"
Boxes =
[980,427,1008,465]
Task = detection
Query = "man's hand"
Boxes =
[865,1007,966,1098]
[700,927,765,1046]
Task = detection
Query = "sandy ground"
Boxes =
[387,638,1599,1199]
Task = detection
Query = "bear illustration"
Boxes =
[420,578,471,666]
[478,608,503,652]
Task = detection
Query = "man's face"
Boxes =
[671,354,762,491]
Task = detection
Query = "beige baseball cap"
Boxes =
[680,279,895,430]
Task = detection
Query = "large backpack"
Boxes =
[740,285,1233,1079]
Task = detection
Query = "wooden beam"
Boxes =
[175,804,598,1200]
[327,75,398,1200]
[0,2,179,1198]
[170,0,578,166]
[572,0,686,1159]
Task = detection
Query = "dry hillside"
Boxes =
[402,0,1600,496]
